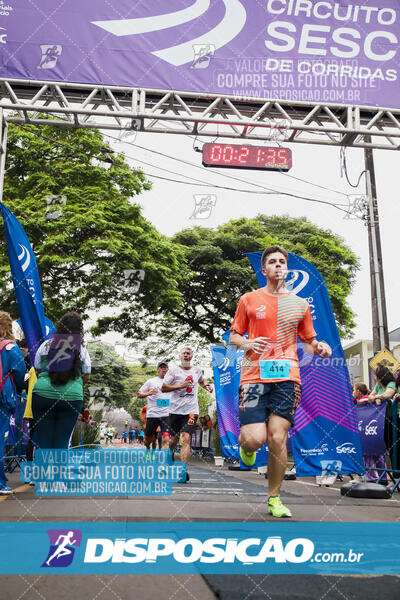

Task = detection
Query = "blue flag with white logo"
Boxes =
[1,202,47,361]
[211,337,268,467]
[246,251,364,476]
[211,344,241,460]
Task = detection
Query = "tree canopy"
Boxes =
[139,215,359,345]
[95,214,359,351]
[0,123,184,330]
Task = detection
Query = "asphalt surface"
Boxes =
[1,452,399,599]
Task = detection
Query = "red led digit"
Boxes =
[239,146,250,163]
[222,145,234,162]
[209,144,222,162]
[277,148,288,164]
[266,148,276,163]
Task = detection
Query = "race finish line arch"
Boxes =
[0,1,395,469]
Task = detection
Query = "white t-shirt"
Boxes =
[138,376,171,418]
[163,365,204,415]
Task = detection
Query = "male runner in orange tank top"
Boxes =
[230,246,332,518]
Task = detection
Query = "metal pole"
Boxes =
[364,137,389,353]
[0,107,8,202]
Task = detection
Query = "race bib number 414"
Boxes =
[259,360,291,379]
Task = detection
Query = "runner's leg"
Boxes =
[266,414,291,497]
[239,422,267,453]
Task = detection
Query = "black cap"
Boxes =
[157,360,168,368]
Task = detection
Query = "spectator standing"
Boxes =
[0,312,26,494]
[204,414,214,429]
[32,311,91,449]
[354,382,387,484]
[369,365,396,484]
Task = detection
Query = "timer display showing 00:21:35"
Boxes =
[202,143,292,171]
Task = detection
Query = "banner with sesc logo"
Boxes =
[355,402,387,456]
[244,251,364,477]
[3,1,400,109]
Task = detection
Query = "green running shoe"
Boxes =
[267,496,292,518]
[239,447,256,467]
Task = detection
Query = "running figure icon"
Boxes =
[45,531,77,566]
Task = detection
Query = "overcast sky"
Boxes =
[98,128,399,353]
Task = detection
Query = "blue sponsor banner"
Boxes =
[0,522,399,574]
[211,344,240,460]
[17,316,55,341]
[244,252,364,477]
[212,331,270,467]
[355,403,387,456]
[0,202,47,362]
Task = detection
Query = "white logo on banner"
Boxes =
[336,443,356,454]
[285,270,310,295]
[92,0,247,66]
[84,535,314,564]
[17,244,31,272]
[218,357,230,371]
[0,27,7,43]
[365,419,378,436]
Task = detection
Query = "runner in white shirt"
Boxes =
[137,361,171,450]
[162,347,213,482]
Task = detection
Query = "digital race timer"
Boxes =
[202,143,292,171]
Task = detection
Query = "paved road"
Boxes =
[1,455,399,599]
[2,459,399,522]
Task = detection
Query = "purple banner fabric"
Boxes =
[355,402,387,456]
[1,1,400,108]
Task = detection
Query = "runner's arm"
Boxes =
[229,330,270,354]
[137,388,158,398]
[302,337,332,358]
[161,381,187,392]
[199,380,213,393]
